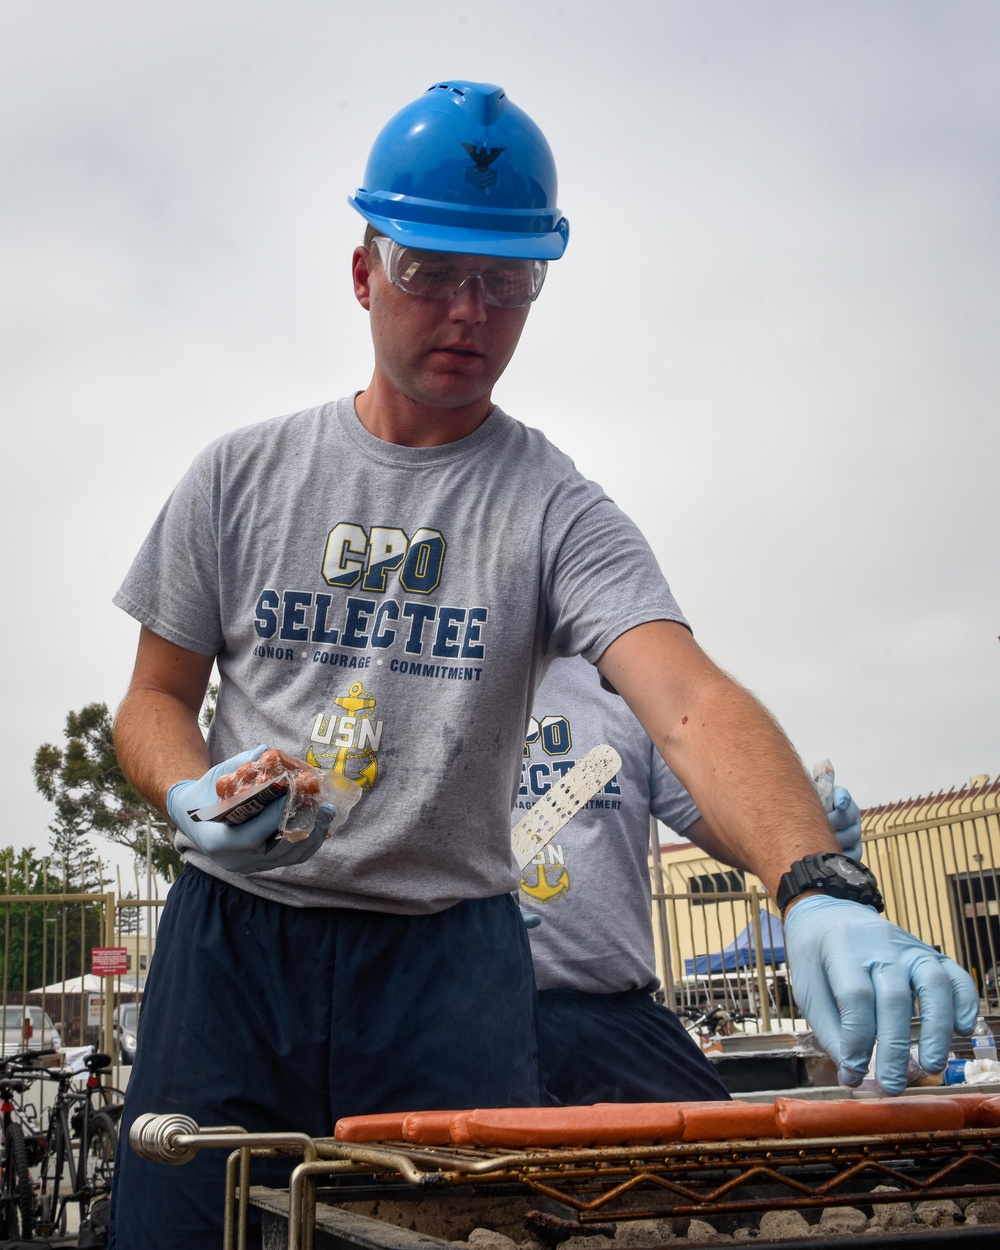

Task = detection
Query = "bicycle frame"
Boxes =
[1,1048,54,1239]
[34,1052,125,1238]
[678,1002,752,1050]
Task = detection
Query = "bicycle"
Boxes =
[16,1049,125,1239]
[678,1002,753,1049]
[0,1047,47,1239]
[38,1050,125,1238]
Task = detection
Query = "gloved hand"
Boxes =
[827,785,863,862]
[520,909,542,930]
[783,895,980,1094]
[166,745,335,873]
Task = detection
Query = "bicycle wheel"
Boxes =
[1,1122,35,1239]
[82,1109,119,1205]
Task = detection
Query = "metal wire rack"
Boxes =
[130,1114,1000,1250]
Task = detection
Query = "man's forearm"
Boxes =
[114,686,212,815]
[599,621,839,898]
[658,677,838,897]
[113,626,216,813]
[679,816,751,872]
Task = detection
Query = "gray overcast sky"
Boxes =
[2,0,997,872]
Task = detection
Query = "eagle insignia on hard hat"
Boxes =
[462,143,504,189]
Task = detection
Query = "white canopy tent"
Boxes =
[28,974,105,995]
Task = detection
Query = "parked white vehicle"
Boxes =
[0,1004,63,1059]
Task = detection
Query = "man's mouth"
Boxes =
[434,343,482,358]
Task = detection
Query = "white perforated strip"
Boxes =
[511,743,623,870]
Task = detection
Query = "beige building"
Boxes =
[649,773,1000,1025]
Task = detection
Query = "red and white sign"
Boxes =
[91,947,129,976]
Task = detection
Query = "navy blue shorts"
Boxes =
[536,986,731,1105]
[110,867,539,1249]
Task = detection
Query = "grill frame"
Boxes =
[128,1114,1000,1250]
[296,1128,1000,1220]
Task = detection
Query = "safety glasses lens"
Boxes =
[374,238,545,308]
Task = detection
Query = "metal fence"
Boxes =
[5,774,998,1060]
[651,774,1000,1029]
[864,775,1000,1000]
[1,852,167,1074]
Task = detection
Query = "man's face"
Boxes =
[353,244,532,414]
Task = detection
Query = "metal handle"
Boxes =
[129,1111,200,1164]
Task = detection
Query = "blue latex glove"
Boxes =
[166,745,335,873]
[827,785,863,862]
[520,909,542,929]
[784,895,980,1094]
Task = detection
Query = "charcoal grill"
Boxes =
[130,1113,1000,1250]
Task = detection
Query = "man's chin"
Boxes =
[406,378,496,413]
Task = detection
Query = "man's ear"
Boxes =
[352,246,373,310]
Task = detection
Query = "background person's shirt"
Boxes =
[517,655,699,992]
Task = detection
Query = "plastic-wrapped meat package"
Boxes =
[188,749,363,843]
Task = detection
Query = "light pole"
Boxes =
[44,916,61,1045]
[143,818,170,986]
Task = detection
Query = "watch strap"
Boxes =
[777,852,884,914]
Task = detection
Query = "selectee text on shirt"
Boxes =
[252,522,488,663]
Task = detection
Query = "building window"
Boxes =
[688,870,745,904]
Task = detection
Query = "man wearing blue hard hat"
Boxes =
[109,81,977,1248]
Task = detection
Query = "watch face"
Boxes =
[827,856,867,885]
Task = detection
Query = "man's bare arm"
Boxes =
[679,803,864,870]
[113,626,216,815]
[598,620,838,900]
[678,815,751,871]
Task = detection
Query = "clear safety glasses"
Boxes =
[370,236,547,309]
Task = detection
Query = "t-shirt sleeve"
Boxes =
[542,490,688,664]
[112,451,224,655]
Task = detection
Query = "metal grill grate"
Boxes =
[130,1115,1000,1250]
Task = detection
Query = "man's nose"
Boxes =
[447,272,488,322]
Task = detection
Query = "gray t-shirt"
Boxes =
[115,397,686,913]
[516,655,700,992]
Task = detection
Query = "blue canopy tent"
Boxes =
[684,907,785,977]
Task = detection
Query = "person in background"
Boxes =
[516,655,872,1106]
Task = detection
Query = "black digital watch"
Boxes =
[776,852,884,914]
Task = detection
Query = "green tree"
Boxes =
[117,890,141,938]
[48,813,109,893]
[33,703,183,878]
[200,682,218,732]
[45,818,109,980]
[0,848,64,992]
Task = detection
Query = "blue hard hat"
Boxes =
[349,81,569,260]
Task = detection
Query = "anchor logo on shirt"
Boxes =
[519,846,570,904]
[307,681,380,789]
